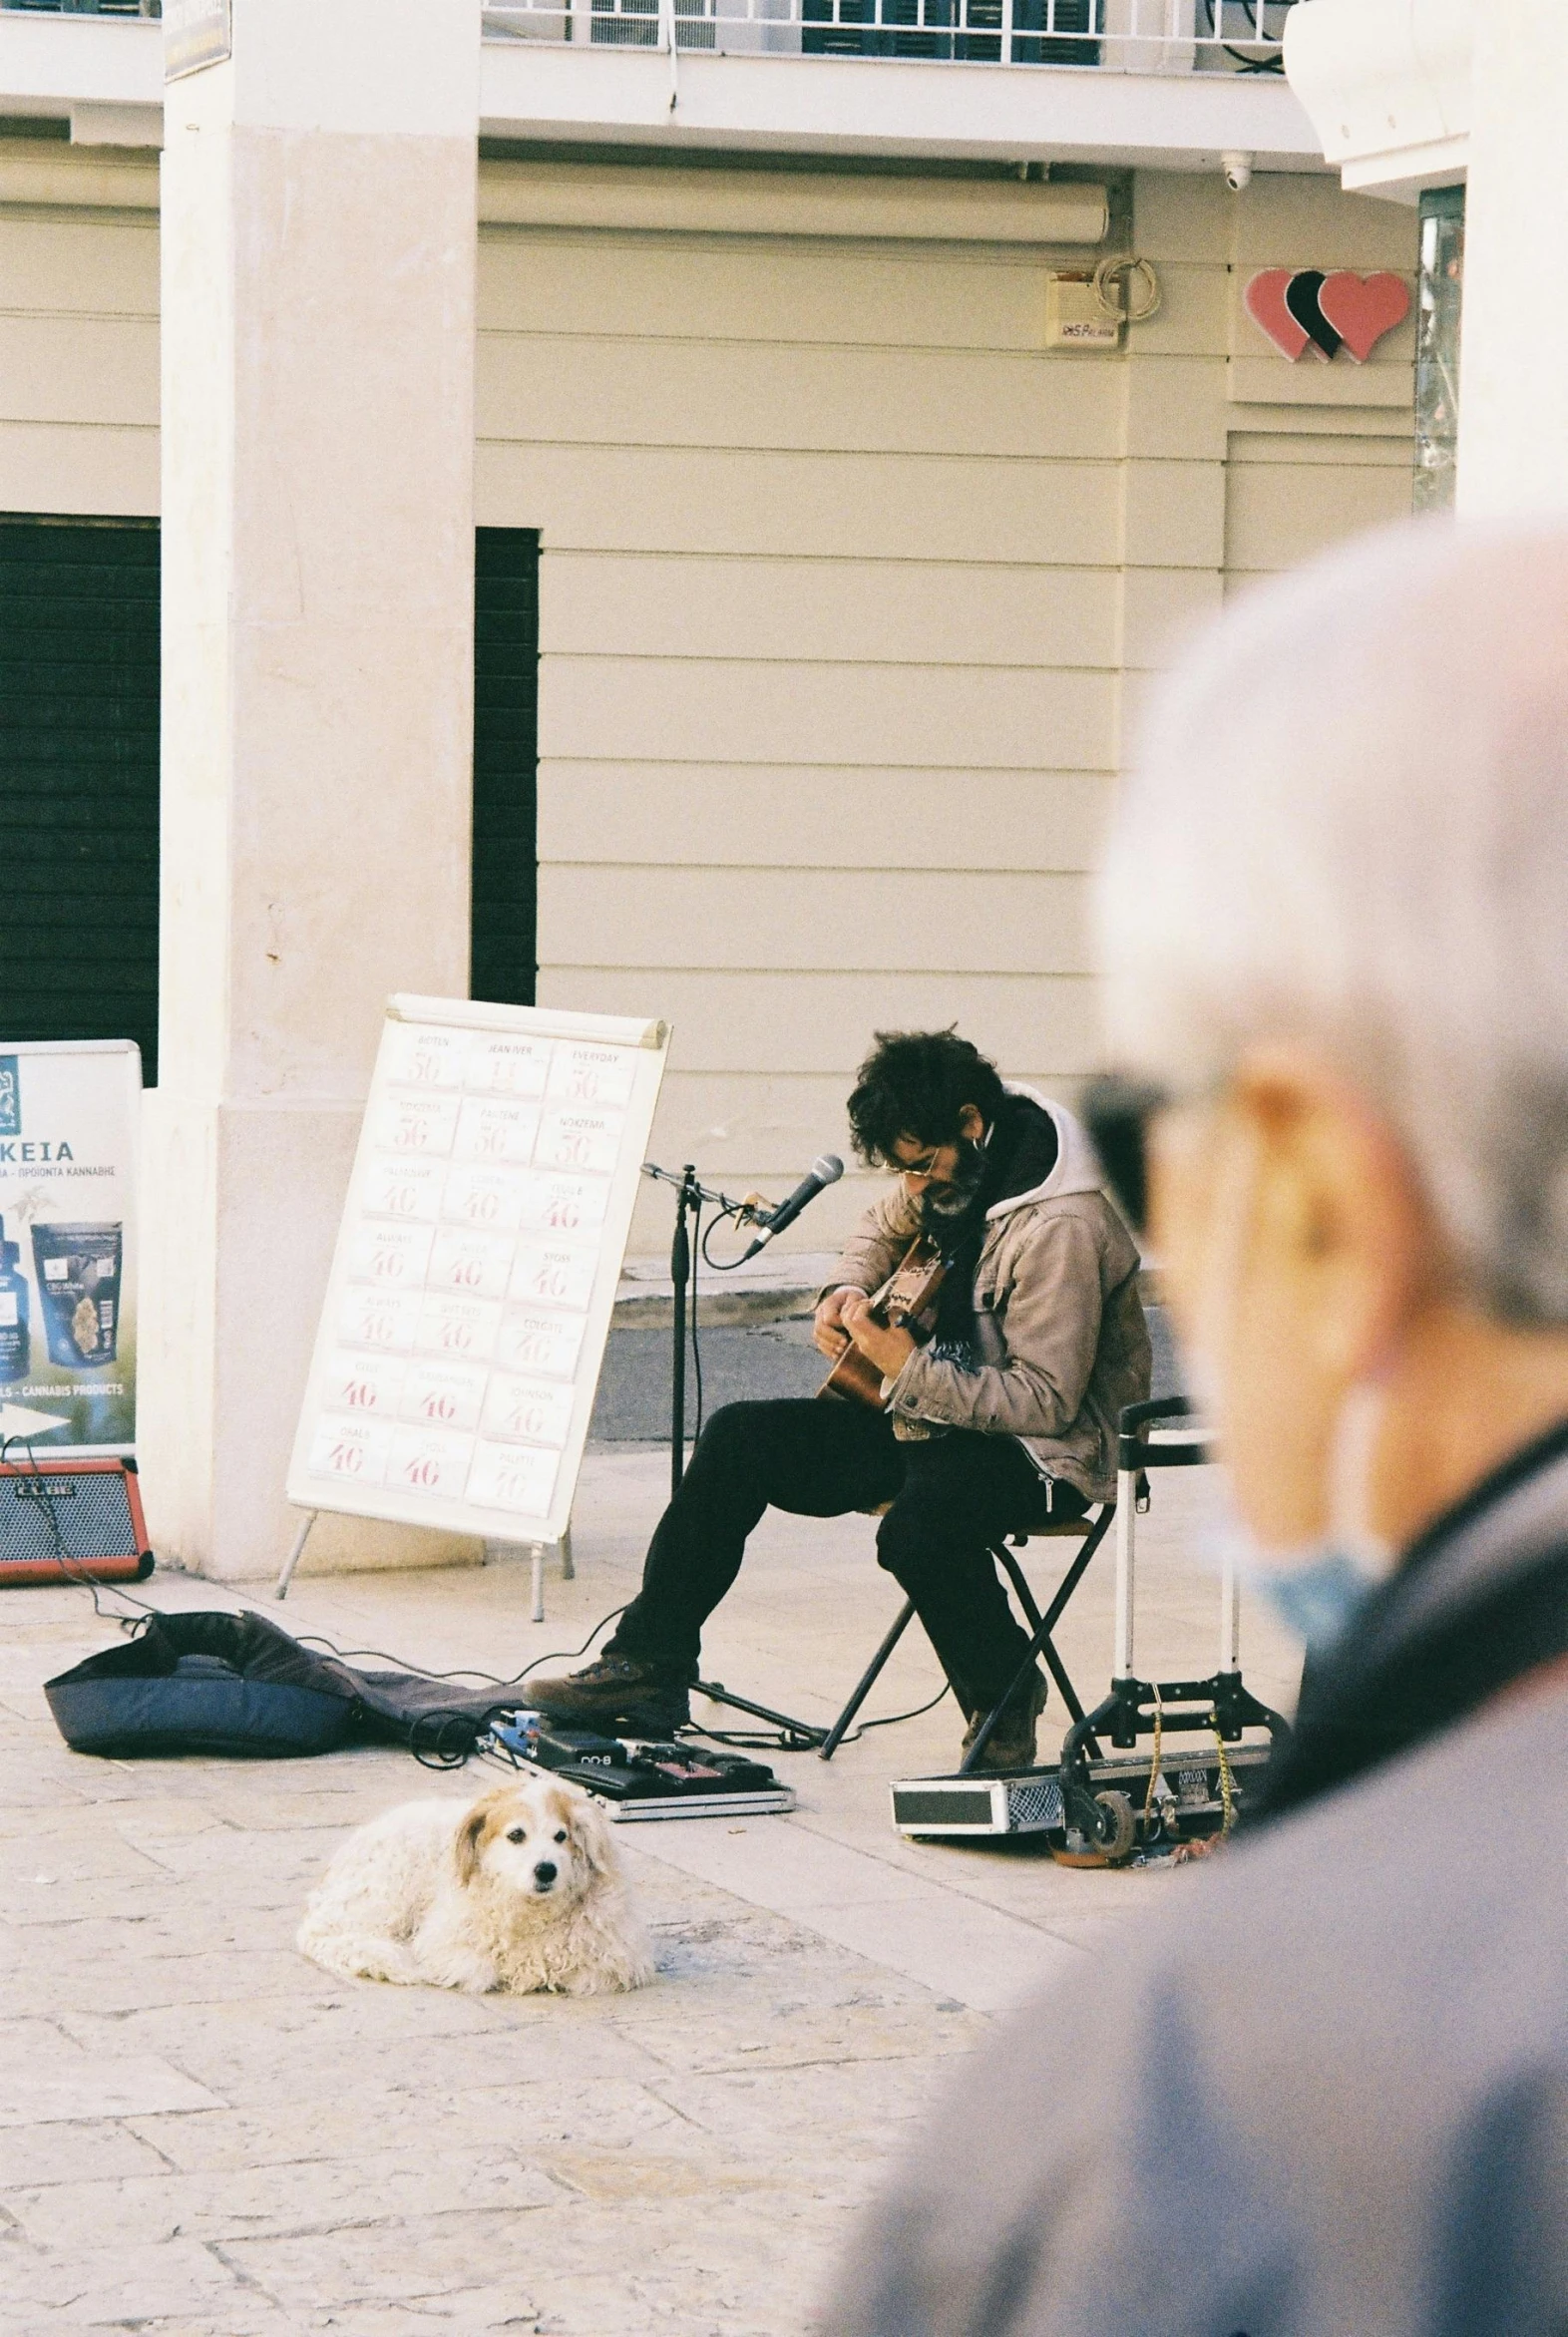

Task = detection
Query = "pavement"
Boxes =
[0,1446,1301,2336]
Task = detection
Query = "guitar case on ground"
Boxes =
[45,1609,511,1760]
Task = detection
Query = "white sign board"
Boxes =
[287,997,668,1547]
[0,1040,141,1457]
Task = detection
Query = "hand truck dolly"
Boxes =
[1053,1396,1292,1864]
[888,1398,1290,1849]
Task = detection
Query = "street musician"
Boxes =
[531,1029,1150,1771]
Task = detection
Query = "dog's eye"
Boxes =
[554,1828,567,1843]
[506,1826,526,1843]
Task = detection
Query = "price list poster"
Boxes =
[288,997,669,1547]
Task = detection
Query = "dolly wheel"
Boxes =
[1094,1790,1137,1864]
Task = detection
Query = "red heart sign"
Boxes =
[1244,268,1310,363]
[1317,271,1411,363]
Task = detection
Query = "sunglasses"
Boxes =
[1079,1073,1170,1240]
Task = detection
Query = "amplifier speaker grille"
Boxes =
[0,1461,153,1585]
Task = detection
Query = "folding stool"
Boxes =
[817,1494,1115,1762]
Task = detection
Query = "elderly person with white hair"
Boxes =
[824,522,1568,2337]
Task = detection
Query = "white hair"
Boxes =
[1097,520,1568,1324]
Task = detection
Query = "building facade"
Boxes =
[0,0,1418,1572]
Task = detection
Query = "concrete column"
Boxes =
[1456,1,1568,516]
[144,0,482,1580]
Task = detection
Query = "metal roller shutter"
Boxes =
[470,527,540,1009]
[0,519,161,1080]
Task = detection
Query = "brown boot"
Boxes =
[960,1671,1047,1773]
[526,1652,690,1738]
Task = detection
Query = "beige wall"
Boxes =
[0,153,1416,1257]
[474,165,1416,1247]
[0,201,160,517]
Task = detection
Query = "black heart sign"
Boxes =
[1284,270,1343,361]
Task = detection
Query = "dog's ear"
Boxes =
[564,1784,617,1879]
[454,1789,510,1887]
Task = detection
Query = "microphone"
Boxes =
[741,1155,844,1260]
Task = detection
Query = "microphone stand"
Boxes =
[640,1160,756,1497]
[638,1160,829,1753]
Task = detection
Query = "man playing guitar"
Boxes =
[531,1029,1151,1771]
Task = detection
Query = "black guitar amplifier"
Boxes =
[0,1457,154,1586]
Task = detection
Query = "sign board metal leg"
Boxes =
[1112,1472,1136,1679]
[559,1521,575,1581]
[530,1542,546,1624]
[275,1510,317,1602]
[1220,1544,1242,1674]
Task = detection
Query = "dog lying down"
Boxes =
[297,1774,654,1997]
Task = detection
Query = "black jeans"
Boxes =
[608,1398,1086,1714]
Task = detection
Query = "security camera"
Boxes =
[1222,151,1254,193]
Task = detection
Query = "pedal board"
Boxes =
[892,1739,1274,1846]
[482,1714,796,1820]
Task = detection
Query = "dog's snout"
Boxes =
[533,1860,558,1889]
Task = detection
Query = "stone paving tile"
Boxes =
[126,2078,689,2174]
[56,1982,505,2065]
[4,2146,564,2249]
[192,1781,431,1834]
[64,2012,672,2113]
[2,1949,319,2020]
[6,1869,306,1926]
[601,1991,979,2077]
[496,2195,852,2337]
[0,2021,222,2128]
[219,2209,557,2311]
[117,1830,357,1900]
[293,2288,542,2334]
[645,2048,966,2158]
[0,2230,252,2326]
[5,1834,178,1887]
[0,2120,172,2189]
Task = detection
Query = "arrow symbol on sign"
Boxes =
[0,1404,71,1445]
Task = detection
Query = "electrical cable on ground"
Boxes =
[686,1679,951,1753]
[19,1151,959,1769]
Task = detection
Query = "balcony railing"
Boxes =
[0,0,1296,73]
[482,0,1297,68]
[0,2,161,15]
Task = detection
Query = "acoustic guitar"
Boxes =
[817,1237,946,1410]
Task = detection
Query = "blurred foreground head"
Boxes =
[1098,523,1568,1564]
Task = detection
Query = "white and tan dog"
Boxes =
[297,1775,653,1997]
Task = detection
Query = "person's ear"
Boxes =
[1229,1045,1434,1382]
[958,1103,985,1141]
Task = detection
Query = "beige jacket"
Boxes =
[829,1094,1151,1504]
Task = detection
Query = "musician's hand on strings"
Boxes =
[840,1290,917,1379]
[813,1287,862,1360]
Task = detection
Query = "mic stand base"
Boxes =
[693,1678,829,1753]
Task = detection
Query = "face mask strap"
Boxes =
[1326,1373,1396,1580]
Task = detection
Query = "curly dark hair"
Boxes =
[846,1028,1006,1167]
